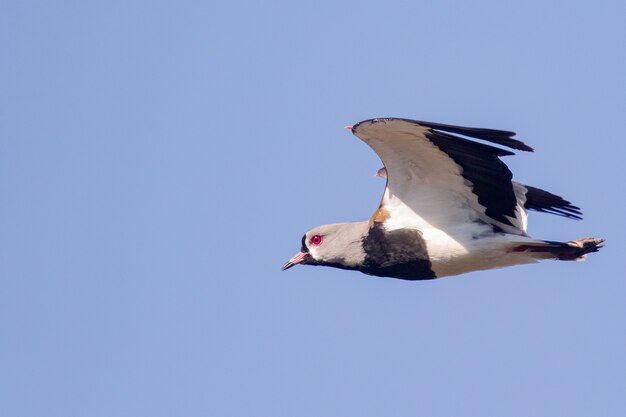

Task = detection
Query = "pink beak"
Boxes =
[282,251,308,271]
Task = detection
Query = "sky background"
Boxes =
[2,1,625,416]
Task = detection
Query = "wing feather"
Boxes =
[408,118,534,152]
[522,185,583,220]
[352,118,532,234]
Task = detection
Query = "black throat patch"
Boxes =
[360,223,436,280]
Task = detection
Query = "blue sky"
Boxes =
[2,1,625,416]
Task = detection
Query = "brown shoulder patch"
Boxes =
[371,207,390,223]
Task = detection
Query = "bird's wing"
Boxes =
[519,184,582,220]
[351,118,533,235]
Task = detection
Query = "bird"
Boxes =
[282,118,604,280]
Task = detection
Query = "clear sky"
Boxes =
[2,1,625,416]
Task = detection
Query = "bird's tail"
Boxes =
[512,237,605,261]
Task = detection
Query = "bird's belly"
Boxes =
[422,228,540,278]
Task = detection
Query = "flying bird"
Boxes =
[282,118,604,280]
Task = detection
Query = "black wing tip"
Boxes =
[524,185,584,220]
[532,207,583,220]
[351,117,534,152]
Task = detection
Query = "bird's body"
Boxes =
[283,118,603,280]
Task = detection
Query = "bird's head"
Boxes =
[282,222,368,271]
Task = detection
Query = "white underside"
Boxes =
[423,227,545,278]
[385,212,550,278]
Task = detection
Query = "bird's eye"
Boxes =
[309,235,323,246]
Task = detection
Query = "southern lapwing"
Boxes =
[282,118,604,280]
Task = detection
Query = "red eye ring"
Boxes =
[309,235,323,246]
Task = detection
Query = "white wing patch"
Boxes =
[356,120,518,232]
[512,181,529,232]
